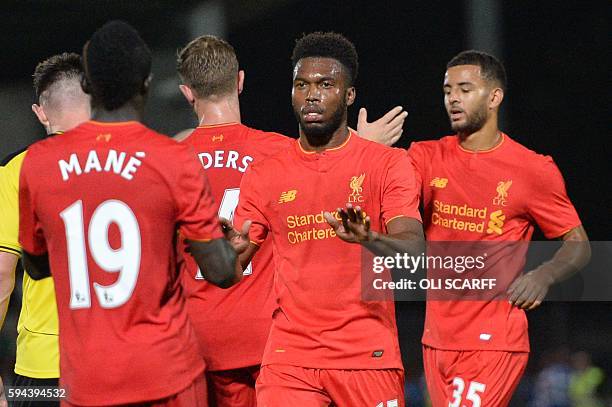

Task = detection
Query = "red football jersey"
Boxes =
[234,132,421,370]
[408,133,582,352]
[180,123,292,371]
[19,121,222,405]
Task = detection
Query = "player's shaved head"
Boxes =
[33,52,84,104]
[83,20,152,111]
[292,32,358,86]
[31,52,90,134]
[177,35,239,99]
[41,79,86,106]
[447,50,507,91]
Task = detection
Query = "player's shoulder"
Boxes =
[0,149,26,189]
[1,148,28,170]
[143,127,185,149]
[503,134,555,169]
[246,127,290,141]
[144,128,197,161]
[245,138,296,174]
[1,146,28,167]
[353,135,408,166]
[352,132,396,152]
[243,126,294,152]
[19,132,63,165]
[407,135,455,156]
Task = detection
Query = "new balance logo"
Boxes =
[212,134,224,142]
[430,177,448,188]
[278,190,297,203]
[487,210,505,235]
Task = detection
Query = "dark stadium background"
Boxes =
[0,1,609,405]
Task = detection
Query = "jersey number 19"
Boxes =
[61,199,141,310]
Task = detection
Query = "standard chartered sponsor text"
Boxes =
[432,199,487,232]
[286,210,341,244]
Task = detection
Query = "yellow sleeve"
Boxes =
[0,151,26,256]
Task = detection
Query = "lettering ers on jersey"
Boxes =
[197,149,253,173]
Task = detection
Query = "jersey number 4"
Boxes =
[61,200,141,309]
[195,187,252,280]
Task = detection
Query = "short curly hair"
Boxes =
[291,32,358,86]
[177,35,239,99]
[447,50,507,90]
[32,52,83,102]
[83,20,152,110]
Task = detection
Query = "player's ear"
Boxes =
[80,42,92,95]
[346,86,356,107]
[489,87,504,109]
[179,84,195,106]
[31,104,49,128]
[237,70,245,95]
[141,74,153,95]
[80,75,91,95]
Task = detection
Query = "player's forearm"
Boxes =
[0,252,18,328]
[534,226,591,284]
[362,229,425,259]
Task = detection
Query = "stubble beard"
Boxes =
[451,104,488,136]
[294,100,346,147]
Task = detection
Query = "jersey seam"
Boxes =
[22,326,58,337]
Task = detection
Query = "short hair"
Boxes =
[291,32,358,86]
[447,50,507,90]
[32,52,83,102]
[84,20,152,110]
[177,35,239,98]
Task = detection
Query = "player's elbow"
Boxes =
[564,226,591,270]
[578,240,592,270]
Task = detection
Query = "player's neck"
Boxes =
[458,121,501,151]
[195,96,241,126]
[47,120,79,135]
[299,125,350,152]
[47,112,89,134]
[91,101,143,123]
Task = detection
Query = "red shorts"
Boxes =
[207,365,259,407]
[61,375,207,407]
[256,364,404,407]
[423,345,528,407]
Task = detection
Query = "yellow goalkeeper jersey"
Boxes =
[0,149,59,378]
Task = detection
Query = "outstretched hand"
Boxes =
[356,106,408,146]
[324,204,374,244]
[219,218,251,255]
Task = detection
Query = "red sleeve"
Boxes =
[528,157,581,238]
[234,163,269,246]
[406,142,425,198]
[381,149,422,224]
[173,144,223,241]
[18,150,47,255]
